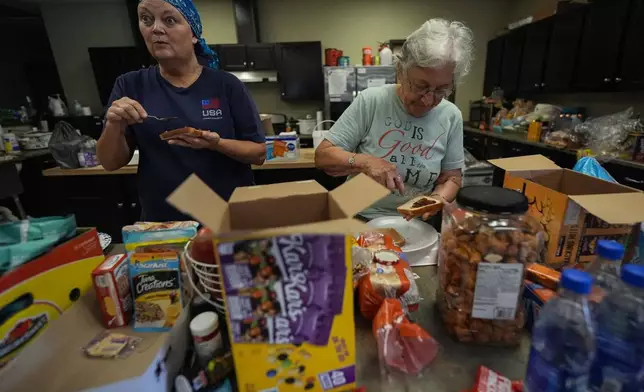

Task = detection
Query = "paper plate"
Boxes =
[367,216,439,266]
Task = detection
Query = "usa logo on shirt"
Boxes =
[201,98,223,119]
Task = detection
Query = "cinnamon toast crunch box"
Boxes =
[168,174,390,391]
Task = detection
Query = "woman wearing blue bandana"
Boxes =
[96,0,266,221]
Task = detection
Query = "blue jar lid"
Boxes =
[561,269,592,294]
[597,240,625,261]
[621,265,644,289]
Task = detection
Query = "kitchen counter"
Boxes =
[355,265,529,391]
[42,148,317,176]
[0,148,51,164]
[464,125,644,171]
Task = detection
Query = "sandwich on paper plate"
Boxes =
[397,195,443,218]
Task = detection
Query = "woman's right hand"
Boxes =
[105,97,147,126]
[363,156,405,194]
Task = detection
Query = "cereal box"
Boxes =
[129,252,183,332]
[92,254,132,328]
[167,173,391,392]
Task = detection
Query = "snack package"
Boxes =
[463,366,523,392]
[130,252,183,331]
[372,299,438,376]
[92,254,132,328]
[82,331,142,359]
[357,233,421,320]
[525,263,560,291]
[122,221,199,253]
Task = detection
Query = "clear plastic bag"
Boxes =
[373,299,439,377]
[573,107,643,161]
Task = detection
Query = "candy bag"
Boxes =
[372,299,438,376]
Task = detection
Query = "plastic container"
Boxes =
[586,239,624,309]
[524,269,595,392]
[379,45,393,66]
[362,47,372,66]
[589,264,644,391]
[437,186,544,346]
[190,311,223,363]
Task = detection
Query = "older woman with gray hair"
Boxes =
[315,18,474,221]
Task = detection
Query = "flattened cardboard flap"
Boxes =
[329,174,390,217]
[570,193,644,224]
[229,180,327,203]
[167,174,229,233]
[489,155,561,171]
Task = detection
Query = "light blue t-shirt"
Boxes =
[326,84,464,220]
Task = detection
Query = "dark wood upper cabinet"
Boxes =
[617,0,644,90]
[499,29,525,97]
[541,9,585,93]
[275,41,323,101]
[573,0,631,91]
[217,44,248,70]
[483,37,504,96]
[518,19,551,93]
[246,44,275,70]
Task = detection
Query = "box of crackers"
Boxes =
[167,173,391,391]
[91,253,132,328]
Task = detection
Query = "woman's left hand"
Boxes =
[403,193,446,221]
[167,131,221,150]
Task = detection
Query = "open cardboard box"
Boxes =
[490,155,644,268]
[167,173,389,392]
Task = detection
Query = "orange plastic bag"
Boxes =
[372,299,438,376]
[357,233,421,320]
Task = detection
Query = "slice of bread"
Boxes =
[373,228,406,247]
[159,127,204,140]
[397,196,443,217]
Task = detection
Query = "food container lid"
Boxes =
[190,311,219,336]
[456,186,528,215]
[621,265,644,288]
[596,239,624,261]
[561,269,592,294]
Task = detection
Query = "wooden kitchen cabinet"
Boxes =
[573,0,631,91]
[217,44,249,70]
[541,9,585,93]
[518,19,551,93]
[483,37,504,96]
[463,132,486,160]
[275,41,323,101]
[499,29,525,97]
[246,44,275,70]
[617,0,644,90]
[485,137,505,160]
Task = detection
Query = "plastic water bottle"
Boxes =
[588,264,644,392]
[525,269,595,392]
[586,240,625,310]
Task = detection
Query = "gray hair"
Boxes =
[396,18,474,83]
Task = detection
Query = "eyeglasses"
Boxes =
[406,79,453,100]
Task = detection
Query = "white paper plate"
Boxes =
[367,216,439,266]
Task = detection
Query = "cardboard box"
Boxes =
[168,174,389,392]
[490,155,644,269]
[0,228,105,367]
[0,291,189,392]
[266,134,299,161]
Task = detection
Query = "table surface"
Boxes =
[354,265,530,392]
[42,148,316,176]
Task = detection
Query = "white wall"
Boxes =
[40,1,135,112]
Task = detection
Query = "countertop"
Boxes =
[42,148,317,177]
[463,125,644,170]
[0,148,51,165]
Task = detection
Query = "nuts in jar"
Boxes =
[437,186,544,346]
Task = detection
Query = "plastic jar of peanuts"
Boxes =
[437,186,544,346]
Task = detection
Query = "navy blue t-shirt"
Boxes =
[106,66,264,221]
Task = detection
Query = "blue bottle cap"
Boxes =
[561,269,593,294]
[621,265,644,289]
[596,240,625,261]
